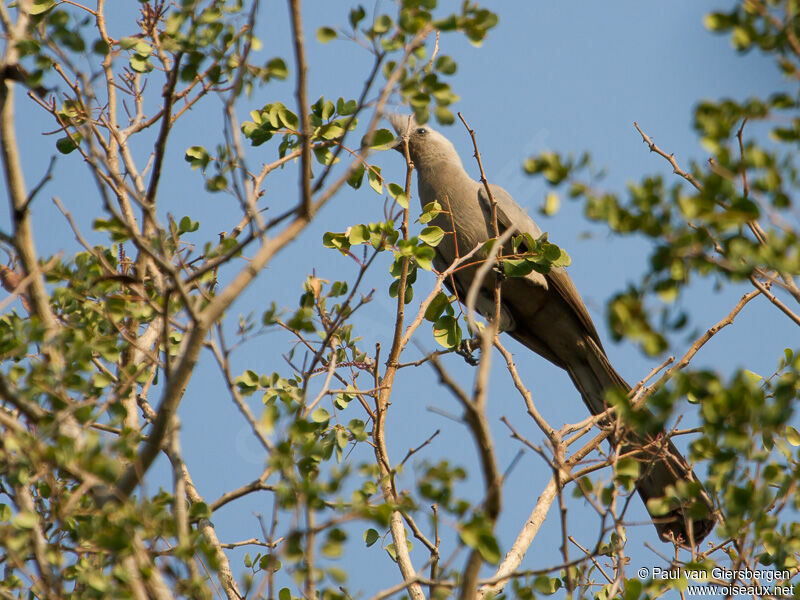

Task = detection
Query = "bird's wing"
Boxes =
[478,184,605,350]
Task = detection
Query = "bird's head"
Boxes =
[386,113,461,168]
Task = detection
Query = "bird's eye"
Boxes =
[416,127,427,135]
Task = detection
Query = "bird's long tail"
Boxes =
[565,339,716,545]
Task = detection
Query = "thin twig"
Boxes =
[633,289,762,405]
[749,276,800,327]
[634,121,702,191]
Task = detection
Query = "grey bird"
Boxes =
[386,113,715,545]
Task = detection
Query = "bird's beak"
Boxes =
[386,113,415,154]
[390,135,406,153]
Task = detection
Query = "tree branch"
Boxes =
[288,0,312,218]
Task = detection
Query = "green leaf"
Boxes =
[623,579,643,600]
[129,54,153,73]
[541,192,560,216]
[93,216,130,241]
[334,386,355,410]
[414,245,436,270]
[348,419,367,441]
[373,14,392,34]
[179,216,199,233]
[389,279,413,304]
[92,372,114,388]
[0,504,11,522]
[385,543,398,562]
[409,91,430,109]
[387,182,408,208]
[783,348,794,366]
[646,496,673,517]
[476,532,501,564]
[185,145,210,170]
[786,426,800,447]
[656,283,679,304]
[318,123,344,141]
[533,575,562,595]
[56,134,82,154]
[419,226,445,246]
[12,512,37,530]
[615,457,640,490]
[323,232,351,253]
[552,248,571,268]
[279,589,291,600]
[311,407,330,423]
[29,0,56,15]
[235,369,259,389]
[262,302,280,326]
[277,106,299,129]
[367,166,382,194]
[433,315,461,349]
[322,529,346,557]
[435,55,457,75]
[206,174,228,192]
[459,517,501,564]
[337,97,358,115]
[743,369,763,385]
[347,164,365,189]
[704,12,729,32]
[313,145,336,165]
[189,502,211,520]
[349,6,366,29]
[86,573,109,593]
[368,128,396,149]
[321,100,335,121]
[731,26,752,50]
[434,106,455,125]
[316,27,337,43]
[363,528,379,547]
[503,258,535,277]
[419,201,442,224]
[384,539,412,562]
[259,555,281,571]
[424,291,451,322]
[266,57,288,79]
[134,41,152,57]
[348,224,370,245]
[92,39,110,55]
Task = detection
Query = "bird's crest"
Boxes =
[386,113,417,135]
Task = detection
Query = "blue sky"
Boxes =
[4,1,797,596]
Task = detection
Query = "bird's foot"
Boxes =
[492,261,507,279]
[455,337,481,366]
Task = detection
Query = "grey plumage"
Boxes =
[386,113,715,545]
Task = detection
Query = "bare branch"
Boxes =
[0,4,57,332]
[114,211,316,500]
[635,120,800,305]
[477,477,559,598]
[210,474,274,512]
[749,276,800,327]
[288,0,312,218]
[634,121,702,191]
[633,288,761,406]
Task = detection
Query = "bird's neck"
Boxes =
[416,155,469,179]
[416,159,474,217]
